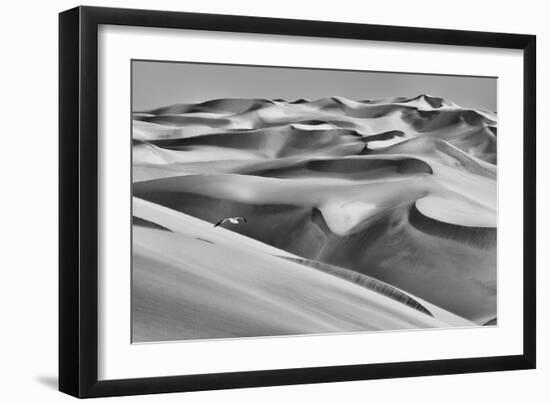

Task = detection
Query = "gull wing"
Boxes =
[213,219,226,227]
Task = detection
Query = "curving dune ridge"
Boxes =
[132,94,496,342]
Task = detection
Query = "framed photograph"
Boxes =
[59,6,536,398]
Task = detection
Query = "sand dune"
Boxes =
[132,95,497,341]
[132,198,472,341]
[133,96,496,161]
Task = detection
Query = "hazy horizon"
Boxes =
[132,60,497,113]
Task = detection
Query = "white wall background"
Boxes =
[0,0,546,402]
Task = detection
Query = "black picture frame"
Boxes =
[59,5,536,398]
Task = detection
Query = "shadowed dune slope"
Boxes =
[239,156,434,179]
[148,125,365,158]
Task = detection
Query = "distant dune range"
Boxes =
[132,95,497,341]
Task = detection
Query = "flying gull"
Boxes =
[213,216,248,227]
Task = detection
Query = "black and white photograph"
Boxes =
[131,61,497,343]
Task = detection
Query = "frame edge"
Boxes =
[58,6,81,398]
[522,34,536,369]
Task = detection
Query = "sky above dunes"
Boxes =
[132,60,497,113]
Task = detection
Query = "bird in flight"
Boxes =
[213,216,247,227]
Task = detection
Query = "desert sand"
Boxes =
[131,94,497,342]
